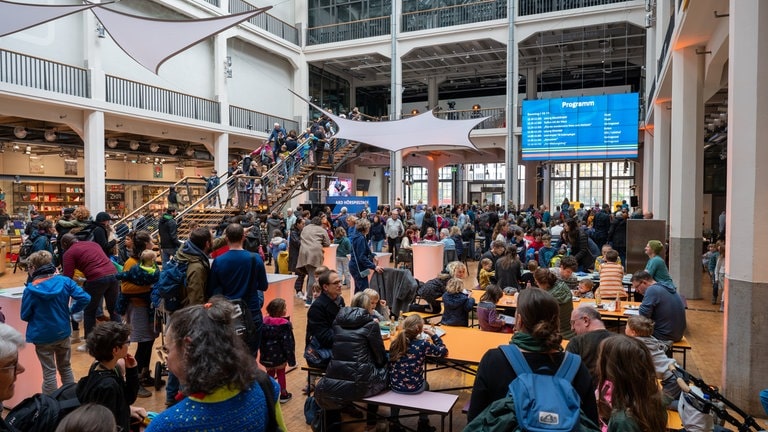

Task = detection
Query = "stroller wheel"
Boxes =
[154,360,165,390]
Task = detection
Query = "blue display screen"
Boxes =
[522,93,639,161]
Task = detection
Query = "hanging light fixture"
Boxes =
[168,145,178,155]
[44,128,57,142]
[129,140,140,151]
[107,138,118,148]
[13,127,28,139]
[149,143,160,153]
[185,146,195,157]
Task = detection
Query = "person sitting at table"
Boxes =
[594,244,621,273]
[440,278,475,327]
[467,288,598,423]
[477,285,512,333]
[422,226,438,242]
[537,234,557,269]
[574,279,595,299]
[595,336,667,431]
[596,249,627,300]
[630,271,686,344]
[388,314,448,432]
[550,255,579,292]
[315,292,388,430]
[624,315,682,404]
[476,240,506,281]
[519,260,538,288]
[533,268,576,339]
[363,288,391,322]
[644,240,675,289]
[565,306,615,384]
[478,258,495,290]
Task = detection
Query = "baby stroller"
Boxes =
[673,365,764,432]
[153,308,170,391]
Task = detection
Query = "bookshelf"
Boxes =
[12,182,84,218]
[106,184,126,217]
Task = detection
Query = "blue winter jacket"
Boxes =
[21,274,90,344]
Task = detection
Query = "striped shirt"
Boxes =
[598,261,627,299]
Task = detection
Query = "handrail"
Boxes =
[0,48,90,98]
[403,0,497,15]
[307,15,388,31]
[115,176,207,228]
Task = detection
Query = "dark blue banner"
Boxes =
[327,196,378,216]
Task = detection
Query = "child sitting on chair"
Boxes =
[519,260,538,288]
[440,278,475,327]
[388,314,448,432]
[574,279,595,299]
[477,285,512,333]
[478,258,495,290]
[625,315,682,404]
[363,288,391,322]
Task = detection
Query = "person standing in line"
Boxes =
[296,216,330,306]
[385,210,405,263]
[158,207,181,268]
[207,223,269,358]
[349,218,383,293]
[288,217,307,300]
[167,186,180,211]
[21,250,90,394]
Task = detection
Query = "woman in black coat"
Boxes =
[288,217,305,297]
[565,219,593,272]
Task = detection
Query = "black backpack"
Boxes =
[5,383,80,432]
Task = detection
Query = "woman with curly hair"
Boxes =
[595,335,667,431]
[145,297,285,432]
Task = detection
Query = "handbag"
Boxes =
[303,336,332,368]
[351,239,373,278]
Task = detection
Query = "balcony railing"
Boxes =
[230,0,299,45]
[201,0,219,6]
[307,16,391,45]
[401,107,506,129]
[230,105,299,134]
[517,0,633,16]
[402,0,507,32]
[657,13,675,78]
[106,75,220,123]
[0,49,90,98]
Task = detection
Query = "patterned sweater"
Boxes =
[388,335,448,393]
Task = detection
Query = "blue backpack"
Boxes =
[151,258,188,312]
[503,344,582,431]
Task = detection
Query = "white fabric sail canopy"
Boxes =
[296,92,487,153]
[91,5,270,73]
[0,1,97,38]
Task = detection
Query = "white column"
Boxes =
[213,133,229,205]
[723,0,768,416]
[668,46,704,299]
[214,34,230,126]
[641,130,653,214]
[427,77,439,109]
[83,111,105,212]
[293,53,309,127]
[651,104,670,223]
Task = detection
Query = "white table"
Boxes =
[263,273,298,315]
[374,252,392,269]
[412,242,445,282]
[0,286,44,408]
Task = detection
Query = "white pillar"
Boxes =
[668,46,704,299]
[83,111,105,212]
[651,104,670,223]
[722,0,768,416]
[293,53,309,127]
[214,34,230,127]
[213,133,229,205]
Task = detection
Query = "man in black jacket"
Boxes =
[591,204,612,248]
[158,208,181,268]
[607,208,629,266]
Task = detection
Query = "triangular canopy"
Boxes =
[294,91,487,153]
[0,0,97,38]
[91,5,270,73]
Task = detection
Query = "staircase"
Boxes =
[115,137,362,242]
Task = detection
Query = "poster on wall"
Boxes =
[64,159,78,175]
[29,157,44,174]
[327,177,352,197]
[154,165,163,178]
[175,166,185,180]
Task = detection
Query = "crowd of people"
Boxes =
[0,195,740,432]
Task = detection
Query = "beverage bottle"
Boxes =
[614,293,621,311]
[595,290,601,307]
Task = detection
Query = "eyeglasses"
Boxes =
[0,361,19,375]
[329,281,342,286]
[569,316,587,326]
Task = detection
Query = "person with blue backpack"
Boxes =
[466,287,599,428]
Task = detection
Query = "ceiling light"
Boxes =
[149,143,160,153]
[13,127,27,139]
[107,138,118,148]
[44,128,57,142]
[185,146,195,157]
[168,145,178,155]
[129,140,140,151]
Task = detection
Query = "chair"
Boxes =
[443,249,458,268]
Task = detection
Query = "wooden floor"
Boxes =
[0,260,732,431]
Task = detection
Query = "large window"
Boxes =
[549,161,635,211]
[577,180,604,207]
[438,167,453,205]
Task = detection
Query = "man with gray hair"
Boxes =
[0,323,26,415]
[385,210,405,263]
[565,305,615,382]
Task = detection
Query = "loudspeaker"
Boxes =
[630,196,639,208]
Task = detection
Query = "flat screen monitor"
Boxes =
[328,177,352,197]
[522,93,639,161]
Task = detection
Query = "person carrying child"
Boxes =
[260,298,296,404]
[388,314,448,432]
[477,285,512,333]
[440,278,475,327]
